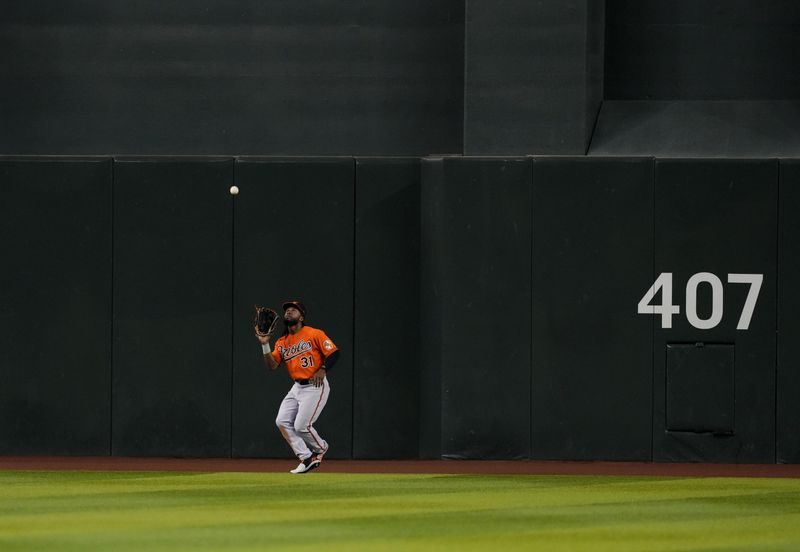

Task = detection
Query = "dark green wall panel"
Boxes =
[419,158,445,459]
[232,158,354,459]
[653,159,777,463]
[532,157,654,461]
[778,160,800,463]
[436,158,532,459]
[112,158,233,456]
[353,158,420,458]
[0,158,112,454]
[0,154,792,463]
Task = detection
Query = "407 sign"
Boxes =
[637,272,763,330]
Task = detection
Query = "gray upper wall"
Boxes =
[2,1,799,157]
[605,0,800,100]
[0,1,464,156]
[463,0,604,155]
[592,0,800,157]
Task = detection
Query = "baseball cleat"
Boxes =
[312,445,329,464]
[290,457,321,474]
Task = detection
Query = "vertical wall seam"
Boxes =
[109,158,115,456]
[529,158,535,459]
[650,158,656,461]
[351,157,357,459]
[230,159,236,458]
[774,159,780,463]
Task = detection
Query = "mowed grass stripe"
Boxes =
[1,471,799,551]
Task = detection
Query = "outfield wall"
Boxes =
[0,156,797,463]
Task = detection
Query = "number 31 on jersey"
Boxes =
[637,272,763,330]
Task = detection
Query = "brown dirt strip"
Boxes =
[0,456,799,478]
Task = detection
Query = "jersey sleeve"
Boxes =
[315,329,338,358]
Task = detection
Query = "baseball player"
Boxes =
[255,300,339,474]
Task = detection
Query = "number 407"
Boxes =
[637,272,763,330]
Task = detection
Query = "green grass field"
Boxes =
[2,470,800,551]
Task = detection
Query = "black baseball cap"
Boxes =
[282,300,306,317]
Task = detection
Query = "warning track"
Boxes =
[1,456,799,478]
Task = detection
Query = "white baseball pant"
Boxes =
[275,378,330,460]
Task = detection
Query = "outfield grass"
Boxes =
[1,470,800,551]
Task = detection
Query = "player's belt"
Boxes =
[295,379,310,385]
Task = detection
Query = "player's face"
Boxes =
[284,306,303,324]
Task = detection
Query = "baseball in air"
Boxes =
[229,185,239,195]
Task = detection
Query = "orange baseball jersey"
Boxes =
[271,325,338,380]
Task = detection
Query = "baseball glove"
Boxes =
[254,306,279,337]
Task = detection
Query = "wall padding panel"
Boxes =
[232,158,354,459]
[0,158,112,454]
[653,159,777,463]
[532,157,654,461]
[112,158,233,456]
[419,157,445,459]
[437,158,532,459]
[778,160,800,463]
[353,158,421,458]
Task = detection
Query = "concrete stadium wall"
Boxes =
[1,156,797,463]
[0,0,601,157]
[0,1,464,156]
[4,2,799,158]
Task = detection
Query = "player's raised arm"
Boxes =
[254,327,280,370]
